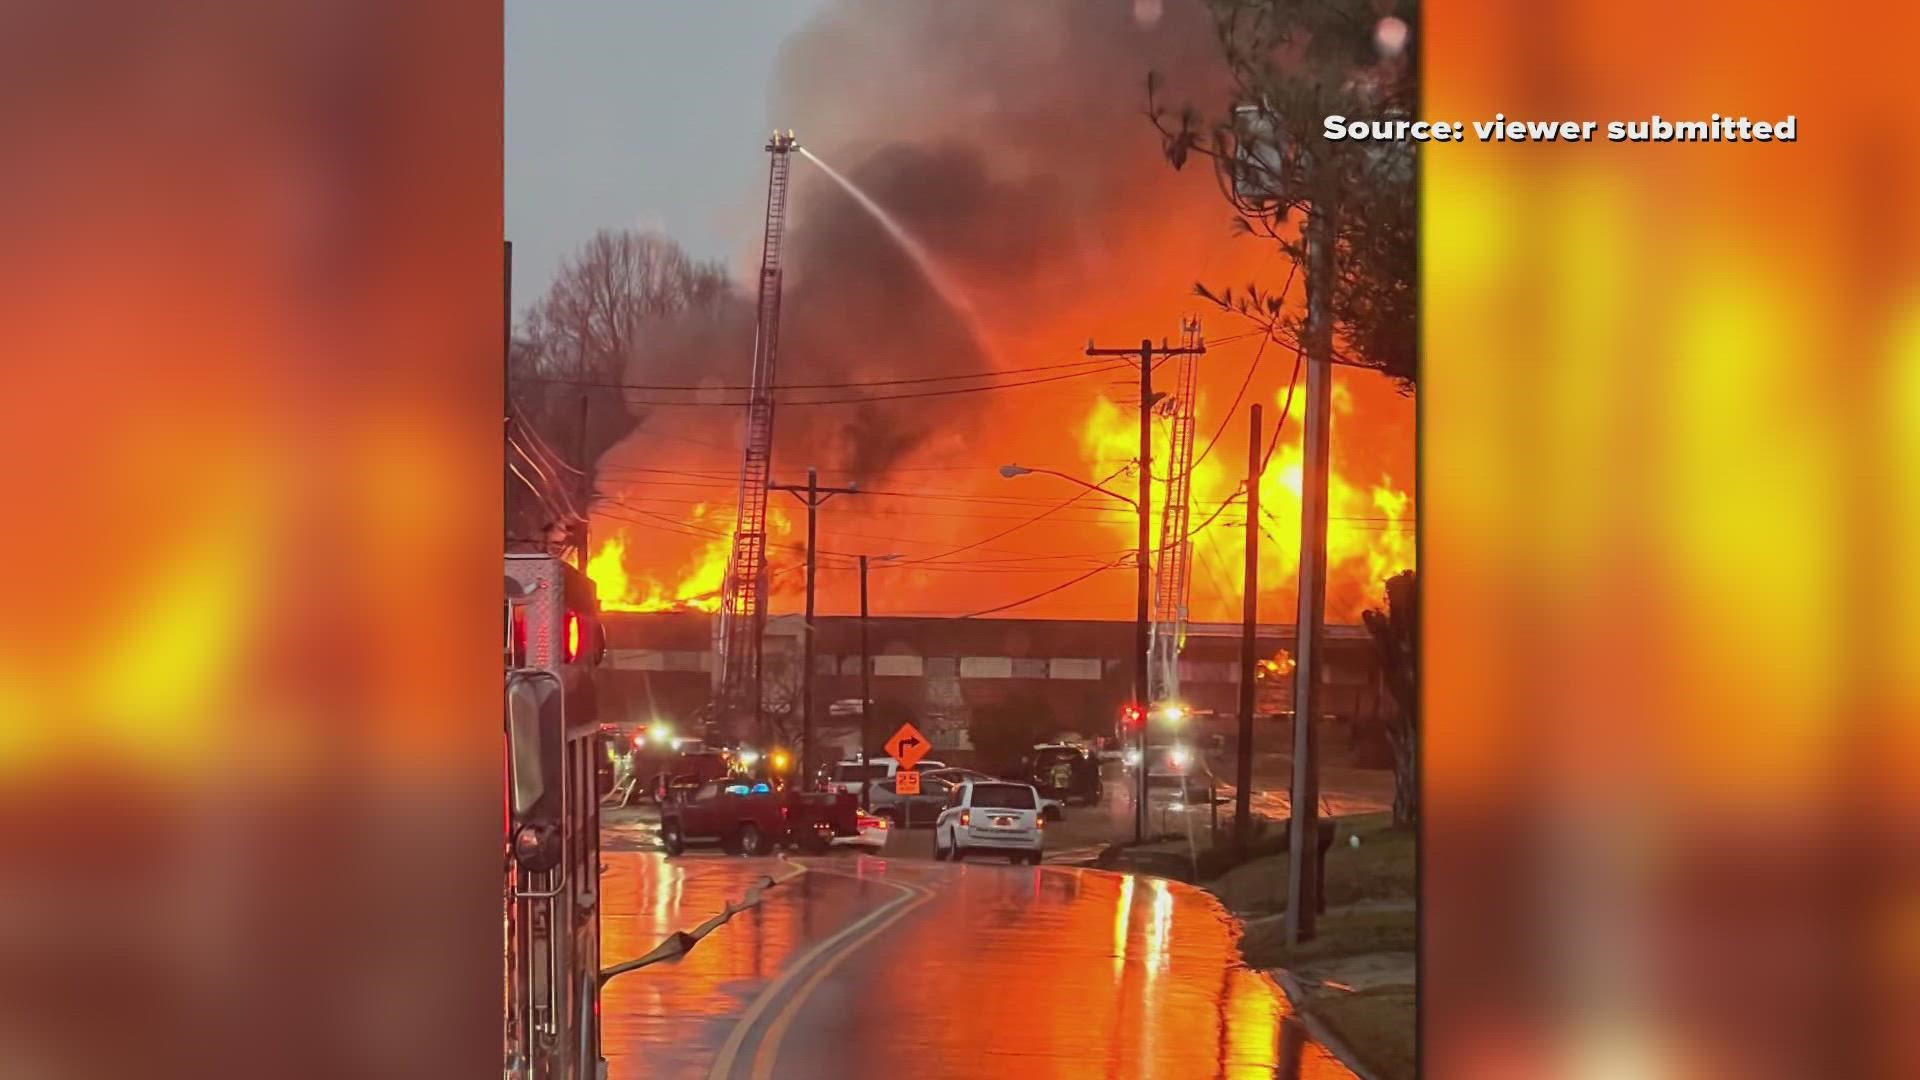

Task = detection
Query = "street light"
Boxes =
[999,463,1139,509]
[1001,460,1151,844]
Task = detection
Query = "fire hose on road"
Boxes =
[597,859,808,986]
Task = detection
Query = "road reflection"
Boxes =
[598,854,1358,1080]
[599,853,886,1079]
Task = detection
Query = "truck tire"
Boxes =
[662,821,685,857]
[738,822,767,857]
[952,842,968,863]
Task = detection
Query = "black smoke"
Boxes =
[611,0,1233,487]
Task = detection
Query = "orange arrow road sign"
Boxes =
[884,722,931,769]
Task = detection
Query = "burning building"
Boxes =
[596,610,1391,765]
[580,0,1414,630]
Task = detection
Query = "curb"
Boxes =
[1272,968,1386,1080]
[599,857,807,984]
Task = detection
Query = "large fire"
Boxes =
[586,530,727,613]
[567,2,1414,626]
[587,364,1412,624]
[1075,372,1413,622]
[586,503,801,614]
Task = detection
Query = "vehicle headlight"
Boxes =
[1123,749,1142,767]
[1170,749,1190,769]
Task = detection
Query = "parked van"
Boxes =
[826,755,949,799]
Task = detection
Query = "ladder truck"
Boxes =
[711,131,798,745]
[1149,317,1204,707]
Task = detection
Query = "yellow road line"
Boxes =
[706,870,928,1080]
[748,880,935,1080]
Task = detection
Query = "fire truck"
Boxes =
[504,553,610,1080]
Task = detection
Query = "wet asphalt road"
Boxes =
[597,829,1357,1079]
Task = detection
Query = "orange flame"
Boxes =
[1075,373,1413,621]
[585,530,726,613]
[585,501,804,615]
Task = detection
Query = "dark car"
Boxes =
[1025,744,1103,805]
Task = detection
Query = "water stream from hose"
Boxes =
[796,146,1002,367]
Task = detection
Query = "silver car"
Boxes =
[867,775,954,828]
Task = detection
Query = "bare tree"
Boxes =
[522,230,730,385]
[506,230,732,540]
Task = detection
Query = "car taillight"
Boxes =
[1036,813,1045,830]
[960,810,970,827]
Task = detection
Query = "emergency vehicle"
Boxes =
[504,553,609,1080]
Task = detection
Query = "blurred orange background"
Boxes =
[0,2,499,1076]
[1426,1,1920,1077]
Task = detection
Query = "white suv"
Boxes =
[826,756,949,799]
[933,780,1044,865]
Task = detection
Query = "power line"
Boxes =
[517,355,1124,393]
[587,473,1143,511]
[597,460,1099,477]
[508,436,581,521]
[601,480,1407,526]
[957,561,1126,619]
[896,463,1134,566]
[507,404,585,476]
[1262,340,1307,473]
[529,364,1125,408]
[1182,259,1298,479]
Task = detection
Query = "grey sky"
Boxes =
[506,1,830,320]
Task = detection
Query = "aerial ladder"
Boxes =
[1149,317,1204,706]
[713,131,798,742]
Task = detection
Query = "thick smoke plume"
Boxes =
[599,0,1416,623]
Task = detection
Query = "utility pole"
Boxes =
[1086,332,1203,843]
[1285,201,1338,946]
[503,240,513,548]
[771,467,858,791]
[575,391,591,564]
[859,554,872,812]
[753,562,770,749]
[1236,403,1262,858]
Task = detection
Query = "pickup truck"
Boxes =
[660,780,860,857]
